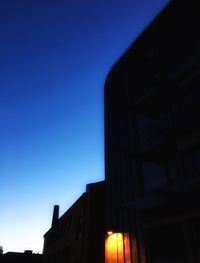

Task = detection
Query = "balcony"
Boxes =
[125,177,200,211]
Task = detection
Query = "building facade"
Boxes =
[43,181,105,263]
[104,1,200,262]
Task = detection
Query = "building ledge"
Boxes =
[125,177,200,211]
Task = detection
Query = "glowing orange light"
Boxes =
[105,232,132,263]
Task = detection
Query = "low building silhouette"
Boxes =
[43,181,105,263]
[0,250,43,263]
[104,0,200,262]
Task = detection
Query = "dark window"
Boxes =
[60,224,66,236]
[167,159,178,181]
[137,115,156,145]
[77,217,82,241]
[137,112,169,145]
[181,147,200,177]
[193,148,200,173]
[173,88,200,131]
[78,216,83,225]
[143,161,167,192]
[67,218,72,232]
[182,152,195,176]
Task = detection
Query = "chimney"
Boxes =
[51,205,59,227]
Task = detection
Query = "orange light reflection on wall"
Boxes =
[105,232,131,263]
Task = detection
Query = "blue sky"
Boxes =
[0,0,169,253]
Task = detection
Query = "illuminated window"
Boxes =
[105,232,132,263]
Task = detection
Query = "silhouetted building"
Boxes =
[0,250,43,263]
[43,181,105,263]
[104,0,200,262]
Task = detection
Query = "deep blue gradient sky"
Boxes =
[0,0,169,253]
